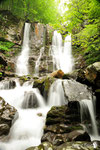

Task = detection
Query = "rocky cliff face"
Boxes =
[0,10,54,76]
[28,23,53,75]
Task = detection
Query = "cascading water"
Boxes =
[80,99,100,141]
[0,80,49,150]
[50,31,74,73]
[16,23,31,76]
[48,79,66,106]
[34,47,44,76]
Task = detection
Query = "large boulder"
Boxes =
[22,91,39,109]
[41,105,90,146]
[85,62,100,88]
[63,79,93,102]
[0,97,17,137]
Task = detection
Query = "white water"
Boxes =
[34,47,44,76]
[48,79,66,106]
[0,80,50,150]
[16,23,31,76]
[50,31,73,73]
[80,99,100,141]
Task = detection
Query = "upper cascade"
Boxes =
[50,31,74,73]
[16,23,31,76]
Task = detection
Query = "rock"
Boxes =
[37,113,42,117]
[85,62,100,88]
[67,130,90,141]
[50,70,64,79]
[0,79,16,89]
[57,141,98,150]
[6,61,15,72]
[63,69,89,85]
[4,71,16,77]
[26,142,54,150]
[22,91,39,109]
[0,97,17,137]
[0,54,7,71]
[63,79,93,102]
[41,105,90,146]
[0,10,24,44]
[33,76,56,99]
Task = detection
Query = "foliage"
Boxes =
[0,41,15,52]
[54,0,100,65]
[0,0,60,24]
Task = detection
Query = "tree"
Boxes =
[0,0,60,24]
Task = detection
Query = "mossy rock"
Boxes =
[26,142,54,150]
[33,76,56,99]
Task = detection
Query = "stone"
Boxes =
[63,79,93,102]
[33,76,56,99]
[0,97,17,137]
[50,70,64,79]
[41,105,90,146]
[22,91,39,109]
[85,62,100,88]
[57,141,98,150]
[67,130,90,141]
[26,142,54,150]
[0,79,16,89]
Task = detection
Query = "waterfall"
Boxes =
[50,31,74,73]
[48,79,66,106]
[16,23,31,76]
[0,80,50,150]
[34,47,44,76]
[80,99,100,141]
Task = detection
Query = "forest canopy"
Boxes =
[58,0,100,65]
[0,0,59,24]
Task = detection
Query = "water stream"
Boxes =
[0,80,50,150]
[80,99,99,141]
[16,23,31,76]
[34,47,44,76]
[50,31,74,73]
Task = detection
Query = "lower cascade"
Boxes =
[0,80,49,150]
[80,99,100,141]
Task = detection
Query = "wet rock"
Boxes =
[22,91,39,109]
[63,69,89,85]
[63,79,93,102]
[33,76,56,99]
[0,97,17,137]
[57,141,98,150]
[26,142,54,150]
[85,62,100,88]
[37,113,42,117]
[0,79,16,89]
[4,71,16,77]
[41,105,90,146]
[67,130,90,141]
[50,70,64,79]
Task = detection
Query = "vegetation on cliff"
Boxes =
[0,0,59,24]
[54,0,100,66]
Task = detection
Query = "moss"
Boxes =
[33,76,56,99]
